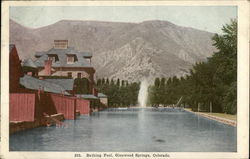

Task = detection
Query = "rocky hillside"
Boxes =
[10,19,217,82]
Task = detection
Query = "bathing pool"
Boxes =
[10,108,236,152]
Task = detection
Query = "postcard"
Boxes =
[1,0,249,159]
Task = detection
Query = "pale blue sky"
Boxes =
[10,6,237,33]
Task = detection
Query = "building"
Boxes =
[98,93,108,106]
[20,75,71,95]
[34,40,94,80]
[22,59,38,76]
[44,78,75,94]
[9,42,107,125]
[33,40,94,93]
[10,44,77,122]
[9,44,24,93]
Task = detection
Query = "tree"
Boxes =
[101,78,105,85]
[106,78,110,85]
[116,78,120,87]
[96,78,140,107]
[111,79,115,85]
[154,78,160,88]
[121,80,125,87]
[210,19,237,114]
[160,77,165,87]
[147,19,237,114]
[74,78,90,94]
[97,79,101,86]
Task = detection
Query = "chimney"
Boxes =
[44,60,52,76]
[54,40,68,49]
[27,72,33,76]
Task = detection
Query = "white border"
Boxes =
[1,1,249,159]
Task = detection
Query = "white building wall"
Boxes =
[100,97,108,105]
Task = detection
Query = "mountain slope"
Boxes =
[10,19,217,82]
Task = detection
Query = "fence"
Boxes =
[38,92,58,116]
[51,94,76,120]
[10,93,36,121]
[10,92,91,121]
[76,99,90,115]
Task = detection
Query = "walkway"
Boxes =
[184,108,236,127]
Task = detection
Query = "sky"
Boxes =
[10,6,237,34]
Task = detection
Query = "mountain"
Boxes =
[10,19,217,83]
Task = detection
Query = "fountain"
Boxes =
[138,79,149,107]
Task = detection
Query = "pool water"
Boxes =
[10,108,237,152]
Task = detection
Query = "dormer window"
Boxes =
[47,54,59,63]
[67,54,77,64]
[83,52,92,64]
[85,58,91,64]
[48,56,55,62]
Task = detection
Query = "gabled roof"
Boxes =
[20,75,70,95]
[22,59,37,68]
[76,94,98,100]
[44,79,74,90]
[34,47,93,68]
[98,93,107,98]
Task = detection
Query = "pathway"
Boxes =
[184,108,236,127]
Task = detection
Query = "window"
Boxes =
[77,73,82,78]
[48,56,56,62]
[48,55,58,62]
[67,56,75,64]
[68,72,72,78]
[85,58,91,64]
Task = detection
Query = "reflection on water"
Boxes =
[10,108,236,152]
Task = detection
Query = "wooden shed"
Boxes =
[9,44,24,93]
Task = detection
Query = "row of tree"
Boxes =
[96,78,140,107]
[148,19,237,114]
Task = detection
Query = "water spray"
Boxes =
[138,79,149,107]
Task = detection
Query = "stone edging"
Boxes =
[184,109,236,127]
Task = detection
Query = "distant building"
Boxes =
[32,40,95,92]
[22,59,38,76]
[44,78,75,94]
[19,41,107,108]
[34,40,94,80]
[20,75,72,95]
[98,93,108,106]
[9,44,89,123]
[9,44,107,126]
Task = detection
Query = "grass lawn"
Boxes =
[184,108,237,121]
[202,112,237,121]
